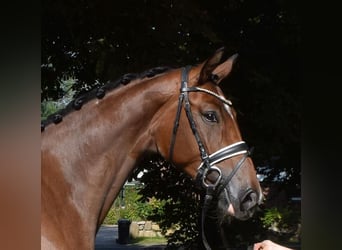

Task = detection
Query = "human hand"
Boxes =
[253,240,293,250]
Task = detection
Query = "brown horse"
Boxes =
[41,47,263,249]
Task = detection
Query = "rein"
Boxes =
[169,66,251,250]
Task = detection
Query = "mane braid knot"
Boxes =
[41,66,172,131]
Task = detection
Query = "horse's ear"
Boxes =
[198,47,238,85]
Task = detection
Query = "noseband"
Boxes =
[169,66,252,249]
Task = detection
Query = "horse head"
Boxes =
[152,47,263,225]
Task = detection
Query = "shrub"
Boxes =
[103,185,166,225]
[260,207,300,233]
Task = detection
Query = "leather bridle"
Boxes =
[169,66,252,249]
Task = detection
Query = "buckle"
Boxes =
[202,166,222,188]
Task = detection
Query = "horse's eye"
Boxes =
[202,111,218,123]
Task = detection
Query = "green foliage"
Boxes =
[130,236,167,245]
[149,198,200,249]
[41,77,77,120]
[132,156,203,248]
[41,100,60,120]
[261,207,281,228]
[103,185,166,225]
[260,207,300,232]
[102,206,119,225]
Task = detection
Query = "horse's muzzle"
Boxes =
[225,188,261,221]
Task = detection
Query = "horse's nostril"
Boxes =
[240,189,258,211]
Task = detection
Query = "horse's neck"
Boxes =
[42,75,176,231]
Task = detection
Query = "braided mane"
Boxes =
[41,66,172,131]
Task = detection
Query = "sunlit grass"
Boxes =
[130,236,167,245]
